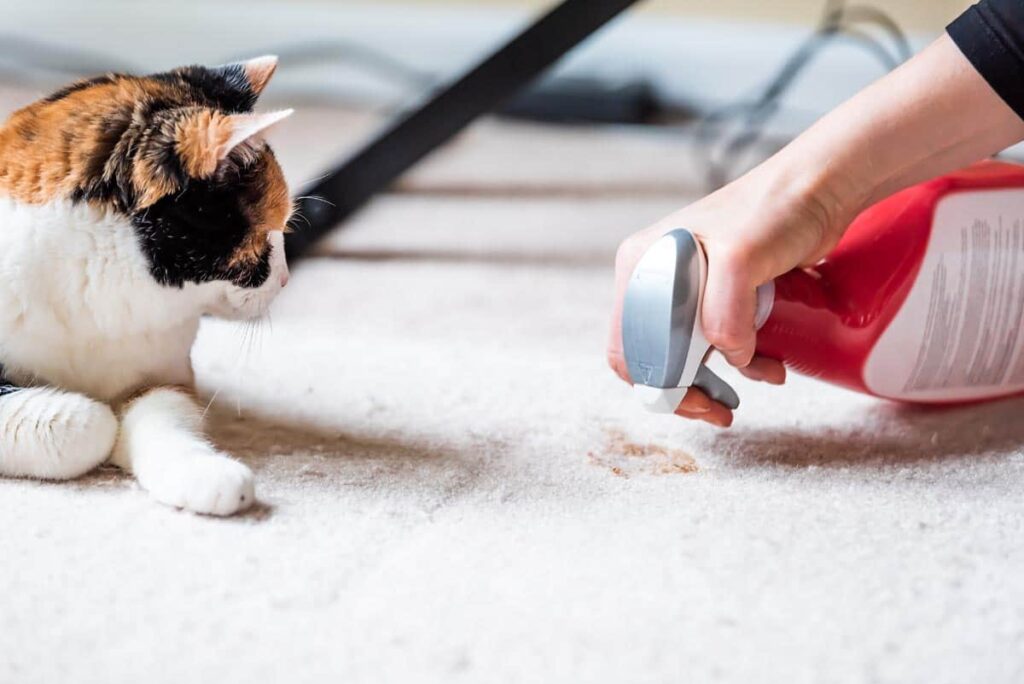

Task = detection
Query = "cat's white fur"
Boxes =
[0,197,288,515]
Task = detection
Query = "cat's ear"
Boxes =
[212,55,279,97]
[175,108,293,179]
[223,109,293,153]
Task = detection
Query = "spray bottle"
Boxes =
[622,160,1024,412]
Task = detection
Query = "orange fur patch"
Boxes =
[0,78,171,204]
[230,148,291,268]
[175,109,233,180]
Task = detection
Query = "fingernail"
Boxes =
[683,395,712,413]
[722,351,748,368]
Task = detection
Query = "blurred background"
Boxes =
[0,0,977,194]
[9,8,1024,684]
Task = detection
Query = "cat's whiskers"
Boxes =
[290,208,311,229]
[200,387,222,422]
[237,316,268,363]
[230,323,251,420]
[246,320,262,359]
[300,171,333,187]
[234,320,253,366]
[293,194,335,207]
[239,319,258,359]
[289,195,335,231]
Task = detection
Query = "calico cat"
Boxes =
[0,56,293,515]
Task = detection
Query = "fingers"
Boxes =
[611,344,735,427]
[607,348,630,384]
[700,247,758,368]
[674,387,733,428]
[739,355,786,384]
[674,359,783,427]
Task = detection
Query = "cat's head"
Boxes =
[2,56,294,320]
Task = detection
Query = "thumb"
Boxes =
[700,248,758,368]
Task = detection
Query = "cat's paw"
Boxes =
[148,452,256,516]
[0,388,117,479]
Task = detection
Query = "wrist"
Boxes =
[752,149,871,247]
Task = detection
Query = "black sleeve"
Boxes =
[948,0,1024,119]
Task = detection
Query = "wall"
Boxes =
[367,0,971,31]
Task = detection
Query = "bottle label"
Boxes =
[864,188,1024,401]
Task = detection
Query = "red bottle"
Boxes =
[760,160,1024,403]
[622,160,1024,410]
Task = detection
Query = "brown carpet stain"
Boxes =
[587,429,699,478]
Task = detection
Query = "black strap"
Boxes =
[286,0,643,259]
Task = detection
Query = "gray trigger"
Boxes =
[692,365,740,410]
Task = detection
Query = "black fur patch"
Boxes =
[130,165,271,289]
[75,109,137,207]
[44,74,117,103]
[154,65,256,114]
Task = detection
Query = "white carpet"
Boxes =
[2,102,1024,684]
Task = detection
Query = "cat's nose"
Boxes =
[279,271,289,288]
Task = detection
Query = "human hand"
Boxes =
[607,164,849,427]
